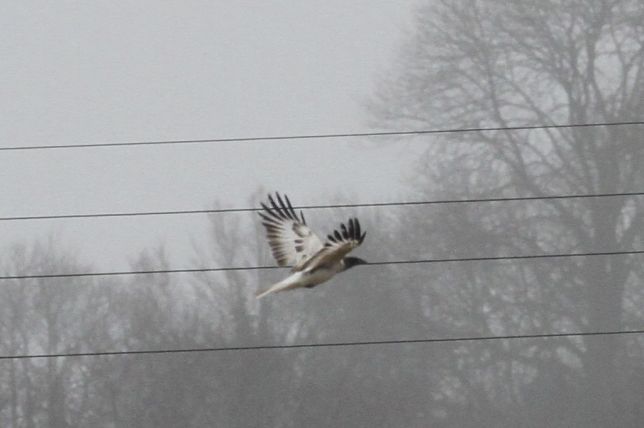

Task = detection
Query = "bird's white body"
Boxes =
[256,262,345,299]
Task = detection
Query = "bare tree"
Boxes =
[370,0,644,426]
[0,239,118,427]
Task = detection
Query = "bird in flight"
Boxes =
[256,192,367,298]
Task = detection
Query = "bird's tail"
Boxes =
[255,273,302,299]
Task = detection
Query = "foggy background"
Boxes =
[1,1,643,427]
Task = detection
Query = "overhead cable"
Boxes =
[1,120,642,152]
[2,249,642,281]
[1,191,642,222]
[1,329,641,360]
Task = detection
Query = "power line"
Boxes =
[1,329,642,360]
[2,249,642,281]
[1,120,642,152]
[1,191,642,222]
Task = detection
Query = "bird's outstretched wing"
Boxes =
[259,193,323,268]
[296,217,366,272]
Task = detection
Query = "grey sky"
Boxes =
[1,1,421,269]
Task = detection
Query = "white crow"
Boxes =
[256,192,367,298]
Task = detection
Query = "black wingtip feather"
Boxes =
[265,192,301,222]
[259,203,276,221]
[323,217,367,246]
[275,193,293,220]
[267,194,280,217]
[284,194,297,220]
[271,193,285,219]
[341,223,349,239]
[354,218,361,239]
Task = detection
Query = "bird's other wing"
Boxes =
[296,217,366,272]
[259,192,324,267]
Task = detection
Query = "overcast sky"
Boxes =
[0,1,422,270]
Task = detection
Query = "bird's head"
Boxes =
[343,256,368,270]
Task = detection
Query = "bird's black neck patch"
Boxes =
[343,256,367,270]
